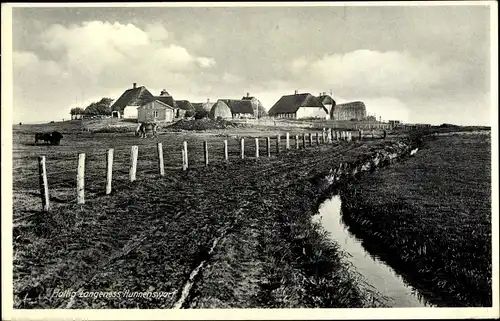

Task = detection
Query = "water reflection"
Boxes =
[314,195,432,308]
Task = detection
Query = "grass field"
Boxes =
[341,132,492,307]
[13,120,399,308]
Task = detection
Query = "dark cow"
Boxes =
[35,131,64,145]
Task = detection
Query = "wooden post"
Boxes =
[286,132,290,150]
[240,138,245,159]
[157,143,165,176]
[276,135,280,154]
[106,149,113,195]
[309,133,313,147]
[224,140,228,162]
[204,141,209,166]
[315,132,319,146]
[38,156,50,211]
[267,137,271,157]
[182,149,187,171]
[255,138,259,158]
[295,134,299,149]
[322,128,326,143]
[359,129,363,141]
[302,133,306,148]
[130,146,138,182]
[383,130,387,139]
[77,153,85,204]
[371,129,375,139]
[331,129,334,142]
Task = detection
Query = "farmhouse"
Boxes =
[209,100,232,120]
[268,91,329,120]
[138,99,175,123]
[241,93,267,118]
[111,83,154,119]
[218,99,255,119]
[331,101,367,121]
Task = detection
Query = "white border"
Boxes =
[2,2,498,320]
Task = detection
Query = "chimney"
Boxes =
[323,92,326,96]
[294,90,298,95]
[207,98,210,103]
[246,92,250,98]
[133,83,137,89]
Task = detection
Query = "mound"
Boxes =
[165,119,243,131]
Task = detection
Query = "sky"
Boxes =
[9,3,494,125]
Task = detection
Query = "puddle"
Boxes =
[314,196,432,308]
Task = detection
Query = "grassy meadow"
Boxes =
[341,132,492,307]
[13,119,394,308]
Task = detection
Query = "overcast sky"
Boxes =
[10,4,493,125]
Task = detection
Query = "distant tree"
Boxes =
[365,115,377,121]
[84,97,114,116]
[257,105,268,118]
[184,110,195,118]
[194,109,209,119]
[70,107,85,120]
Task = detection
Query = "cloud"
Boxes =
[12,20,218,123]
[288,49,471,99]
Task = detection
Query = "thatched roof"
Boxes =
[175,100,195,111]
[334,101,366,110]
[268,93,325,115]
[242,96,267,117]
[147,96,176,109]
[219,99,254,115]
[209,100,232,119]
[111,86,154,113]
[318,95,336,106]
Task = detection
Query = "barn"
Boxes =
[209,100,232,120]
[268,91,329,119]
[331,101,367,121]
[138,99,175,123]
[111,83,154,118]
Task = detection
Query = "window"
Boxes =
[153,110,158,118]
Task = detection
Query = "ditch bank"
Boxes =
[183,137,423,308]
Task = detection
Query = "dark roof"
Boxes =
[318,95,336,106]
[219,99,254,115]
[268,93,325,115]
[111,86,154,113]
[139,99,174,109]
[175,100,195,111]
[335,101,366,109]
[147,96,176,108]
[192,103,204,111]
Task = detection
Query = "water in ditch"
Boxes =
[314,195,431,308]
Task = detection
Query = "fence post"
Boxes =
[383,130,387,139]
[182,149,187,171]
[77,153,85,204]
[295,134,299,149]
[359,129,363,141]
[130,146,138,182]
[302,133,306,148]
[204,141,209,166]
[240,138,245,159]
[286,132,290,150]
[224,140,228,162]
[322,128,326,143]
[371,129,375,139]
[255,138,259,158]
[316,132,320,146]
[267,137,271,157]
[157,143,165,176]
[309,133,313,147]
[106,149,114,195]
[276,135,280,154]
[38,156,50,211]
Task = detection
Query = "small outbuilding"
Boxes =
[138,99,175,123]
